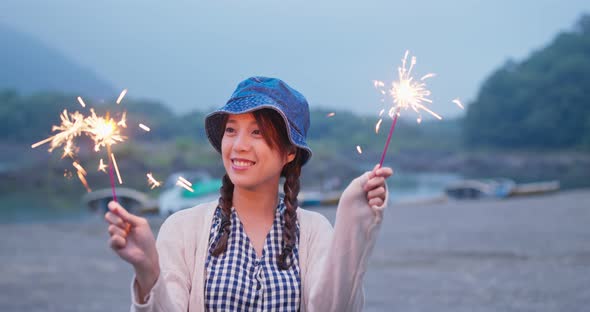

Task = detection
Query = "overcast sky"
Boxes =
[2,0,589,118]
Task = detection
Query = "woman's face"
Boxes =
[221,112,295,192]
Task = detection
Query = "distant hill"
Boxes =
[0,24,116,99]
[464,14,590,149]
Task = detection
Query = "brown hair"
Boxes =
[210,109,303,270]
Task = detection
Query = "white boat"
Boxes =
[82,187,157,215]
[158,171,222,216]
[445,178,516,200]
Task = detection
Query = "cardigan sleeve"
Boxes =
[307,171,388,312]
[130,213,193,312]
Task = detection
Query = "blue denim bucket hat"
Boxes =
[205,76,312,165]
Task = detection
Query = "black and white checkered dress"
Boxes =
[204,199,301,311]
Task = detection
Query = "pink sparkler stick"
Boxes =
[107,146,118,202]
[378,107,401,168]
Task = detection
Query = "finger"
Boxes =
[108,224,127,238]
[108,201,141,227]
[369,197,384,207]
[364,176,385,192]
[104,211,126,229]
[109,235,127,250]
[375,167,394,179]
[368,164,380,179]
[367,186,386,201]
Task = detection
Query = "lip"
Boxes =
[230,158,256,171]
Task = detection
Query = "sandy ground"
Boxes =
[1,189,589,312]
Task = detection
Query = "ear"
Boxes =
[286,148,297,163]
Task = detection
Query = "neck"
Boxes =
[232,184,279,219]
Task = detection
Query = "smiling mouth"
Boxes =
[232,159,256,167]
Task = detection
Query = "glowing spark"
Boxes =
[77,96,86,108]
[378,109,385,117]
[98,158,108,172]
[117,112,127,128]
[420,73,436,81]
[31,137,53,149]
[61,140,77,159]
[85,109,125,152]
[375,50,442,121]
[139,123,151,132]
[176,180,195,193]
[373,80,385,88]
[77,171,91,192]
[326,112,336,118]
[178,176,192,187]
[110,153,123,184]
[356,145,363,154]
[417,116,422,124]
[116,89,128,105]
[146,173,161,189]
[72,161,91,192]
[453,98,464,109]
[72,161,87,175]
[375,119,383,133]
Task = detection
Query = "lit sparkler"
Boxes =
[374,51,442,167]
[32,91,130,198]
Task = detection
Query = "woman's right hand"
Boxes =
[105,201,160,296]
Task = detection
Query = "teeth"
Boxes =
[233,160,254,167]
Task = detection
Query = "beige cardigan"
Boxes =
[130,171,388,312]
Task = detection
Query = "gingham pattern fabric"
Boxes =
[204,199,301,311]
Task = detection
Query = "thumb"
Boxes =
[108,201,141,226]
[368,164,379,179]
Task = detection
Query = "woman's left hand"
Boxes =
[363,164,394,207]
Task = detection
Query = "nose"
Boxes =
[233,131,252,152]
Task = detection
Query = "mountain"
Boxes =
[464,14,590,149]
[0,24,116,98]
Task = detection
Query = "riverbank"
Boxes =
[1,188,589,311]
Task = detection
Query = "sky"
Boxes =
[2,0,589,118]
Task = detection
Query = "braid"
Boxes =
[277,151,302,270]
[211,174,234,256]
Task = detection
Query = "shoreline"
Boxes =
[1,188,589,311]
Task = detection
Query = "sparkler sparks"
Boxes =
[110,153,123,184]
[85,109,126,152]
[453,98,465,109]
[146,173,161,189]
[72,161,91,192]
[98,158,108,173]
[356,145,363,154]
[139,123,151,132]
[32,91,131,195]
[326,112,336,118]
[176,176,194,193]
[77,96,86,108]
[116,89,128,105]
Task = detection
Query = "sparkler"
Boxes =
[31,92,130,201]
[374,50,441,167]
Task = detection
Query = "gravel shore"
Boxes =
[1,189,589,311]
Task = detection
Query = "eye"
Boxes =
[224,127,235,134]
[252,129,262,136]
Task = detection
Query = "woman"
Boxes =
[105,76,393,311]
